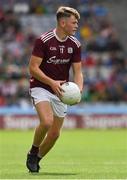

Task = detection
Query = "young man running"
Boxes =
[26,6,83,173]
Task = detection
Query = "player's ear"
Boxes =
[60,18,66,27]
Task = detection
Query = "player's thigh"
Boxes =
[35,101,54,124]
[51,96,67,117]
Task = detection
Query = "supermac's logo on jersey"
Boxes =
[68,47,73,54]
[47,56,70,64]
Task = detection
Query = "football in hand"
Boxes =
[60,82,81,105]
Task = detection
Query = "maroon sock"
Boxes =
[29,145,39,155]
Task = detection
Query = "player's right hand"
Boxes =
[50,80,66,97]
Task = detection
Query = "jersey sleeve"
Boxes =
[72,45,81,63]
[32,38,44,58]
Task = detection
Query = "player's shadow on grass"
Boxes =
[34,172,77,176]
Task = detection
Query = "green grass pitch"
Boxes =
[0,129,127,179]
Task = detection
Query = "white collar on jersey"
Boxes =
[53,28,68,42]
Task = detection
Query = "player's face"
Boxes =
[63,15,79,36]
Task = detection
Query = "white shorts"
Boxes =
[30,87,67,118]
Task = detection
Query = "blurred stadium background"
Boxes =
[0,0,127,129]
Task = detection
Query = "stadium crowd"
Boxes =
[0,0,127,107]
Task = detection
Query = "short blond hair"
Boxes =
[56,6,80,21]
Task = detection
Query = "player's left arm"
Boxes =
[72,62,83,93]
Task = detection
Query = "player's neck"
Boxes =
[55,27,68,41]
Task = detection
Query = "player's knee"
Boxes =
[40,118,53,130]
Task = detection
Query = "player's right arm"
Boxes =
[29,55,65,96]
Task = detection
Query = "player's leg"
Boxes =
[32,101,54,146]
[37,94,67,163]
[38,115,64,158]
[26,101,54,172]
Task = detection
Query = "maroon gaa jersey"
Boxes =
[30,29,81,94]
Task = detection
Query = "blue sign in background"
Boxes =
[0,103,127,115]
